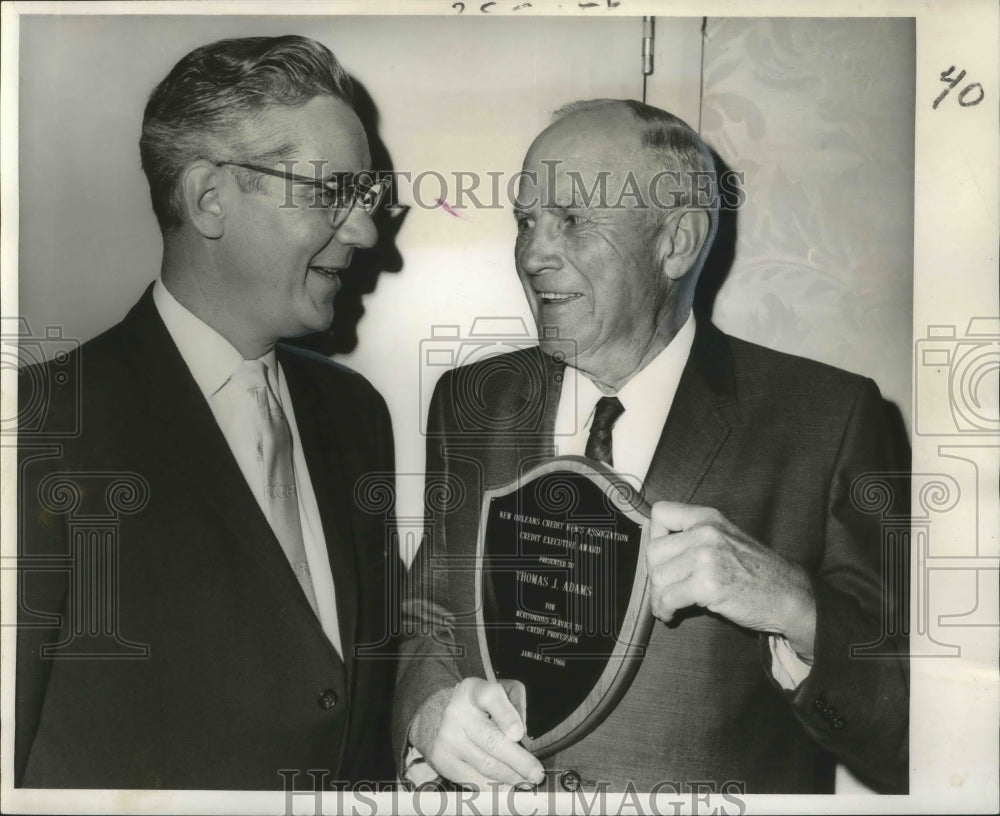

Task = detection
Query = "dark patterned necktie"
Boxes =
[585,396,625,467]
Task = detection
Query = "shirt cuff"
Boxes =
[769,634,813,690]
[403,745,441,785]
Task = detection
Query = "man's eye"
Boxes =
[317,187,344,208]
[516,216,535,232]
[564,212,585,228]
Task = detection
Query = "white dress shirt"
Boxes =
[153,279,343,657]
[553,313,810,688]
[553,313,696,485]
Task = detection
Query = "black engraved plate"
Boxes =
[475,456,653,757]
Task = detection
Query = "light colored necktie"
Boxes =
[230,359,320,618]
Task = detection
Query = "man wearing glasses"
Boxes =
[16,35,397,790]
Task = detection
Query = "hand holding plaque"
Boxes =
[408,676,544,789]
[475,456,654,758]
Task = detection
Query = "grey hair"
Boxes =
[140,35,354,231]
[552,99,720,274]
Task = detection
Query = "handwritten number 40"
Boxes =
[934,66,985,109]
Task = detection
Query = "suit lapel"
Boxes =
[278,348,356,682]
[644,321,735,504]
[506,333,734,506]
[478,348,560,644]
[119,288,340,653]
[511,347,562,477]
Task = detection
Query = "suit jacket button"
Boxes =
[318,689,339,710]
[813,696,827,711]
[832,718,845,730]
[560,770,581,792]
[822,705,838,721]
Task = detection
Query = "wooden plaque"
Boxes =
[475,456,654,758]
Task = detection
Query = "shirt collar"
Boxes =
[152,278,278,398]
[613,312,696,420]
[560,312,696,430]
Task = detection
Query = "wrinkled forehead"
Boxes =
[516,112,648,208]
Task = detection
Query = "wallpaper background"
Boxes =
[693,19,915,792]
[700,17,915,433]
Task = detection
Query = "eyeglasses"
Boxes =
[215,161,391,229]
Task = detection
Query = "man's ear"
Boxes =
[180,162,227,239]
[655,208,712,281]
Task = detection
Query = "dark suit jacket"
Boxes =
[16,287,399,789]
[395,322,908,793]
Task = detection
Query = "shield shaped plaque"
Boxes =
[475,455,654,757]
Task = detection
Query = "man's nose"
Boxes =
[518,220,564,276]
[334,206,378,249]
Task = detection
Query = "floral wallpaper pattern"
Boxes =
[700,18,915,430]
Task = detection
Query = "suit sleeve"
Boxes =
[15,364,75,787]
[777,377,909,792]
[391,371,470,771]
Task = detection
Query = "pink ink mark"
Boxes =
[436,198,471,221]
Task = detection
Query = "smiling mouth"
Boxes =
[537,291,581,304]
[309,266,342,281]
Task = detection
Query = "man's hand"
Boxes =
[409,677,545,790]
[646,501,817,659]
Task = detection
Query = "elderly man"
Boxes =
[16,36,398,789]
[395,99,908,794]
